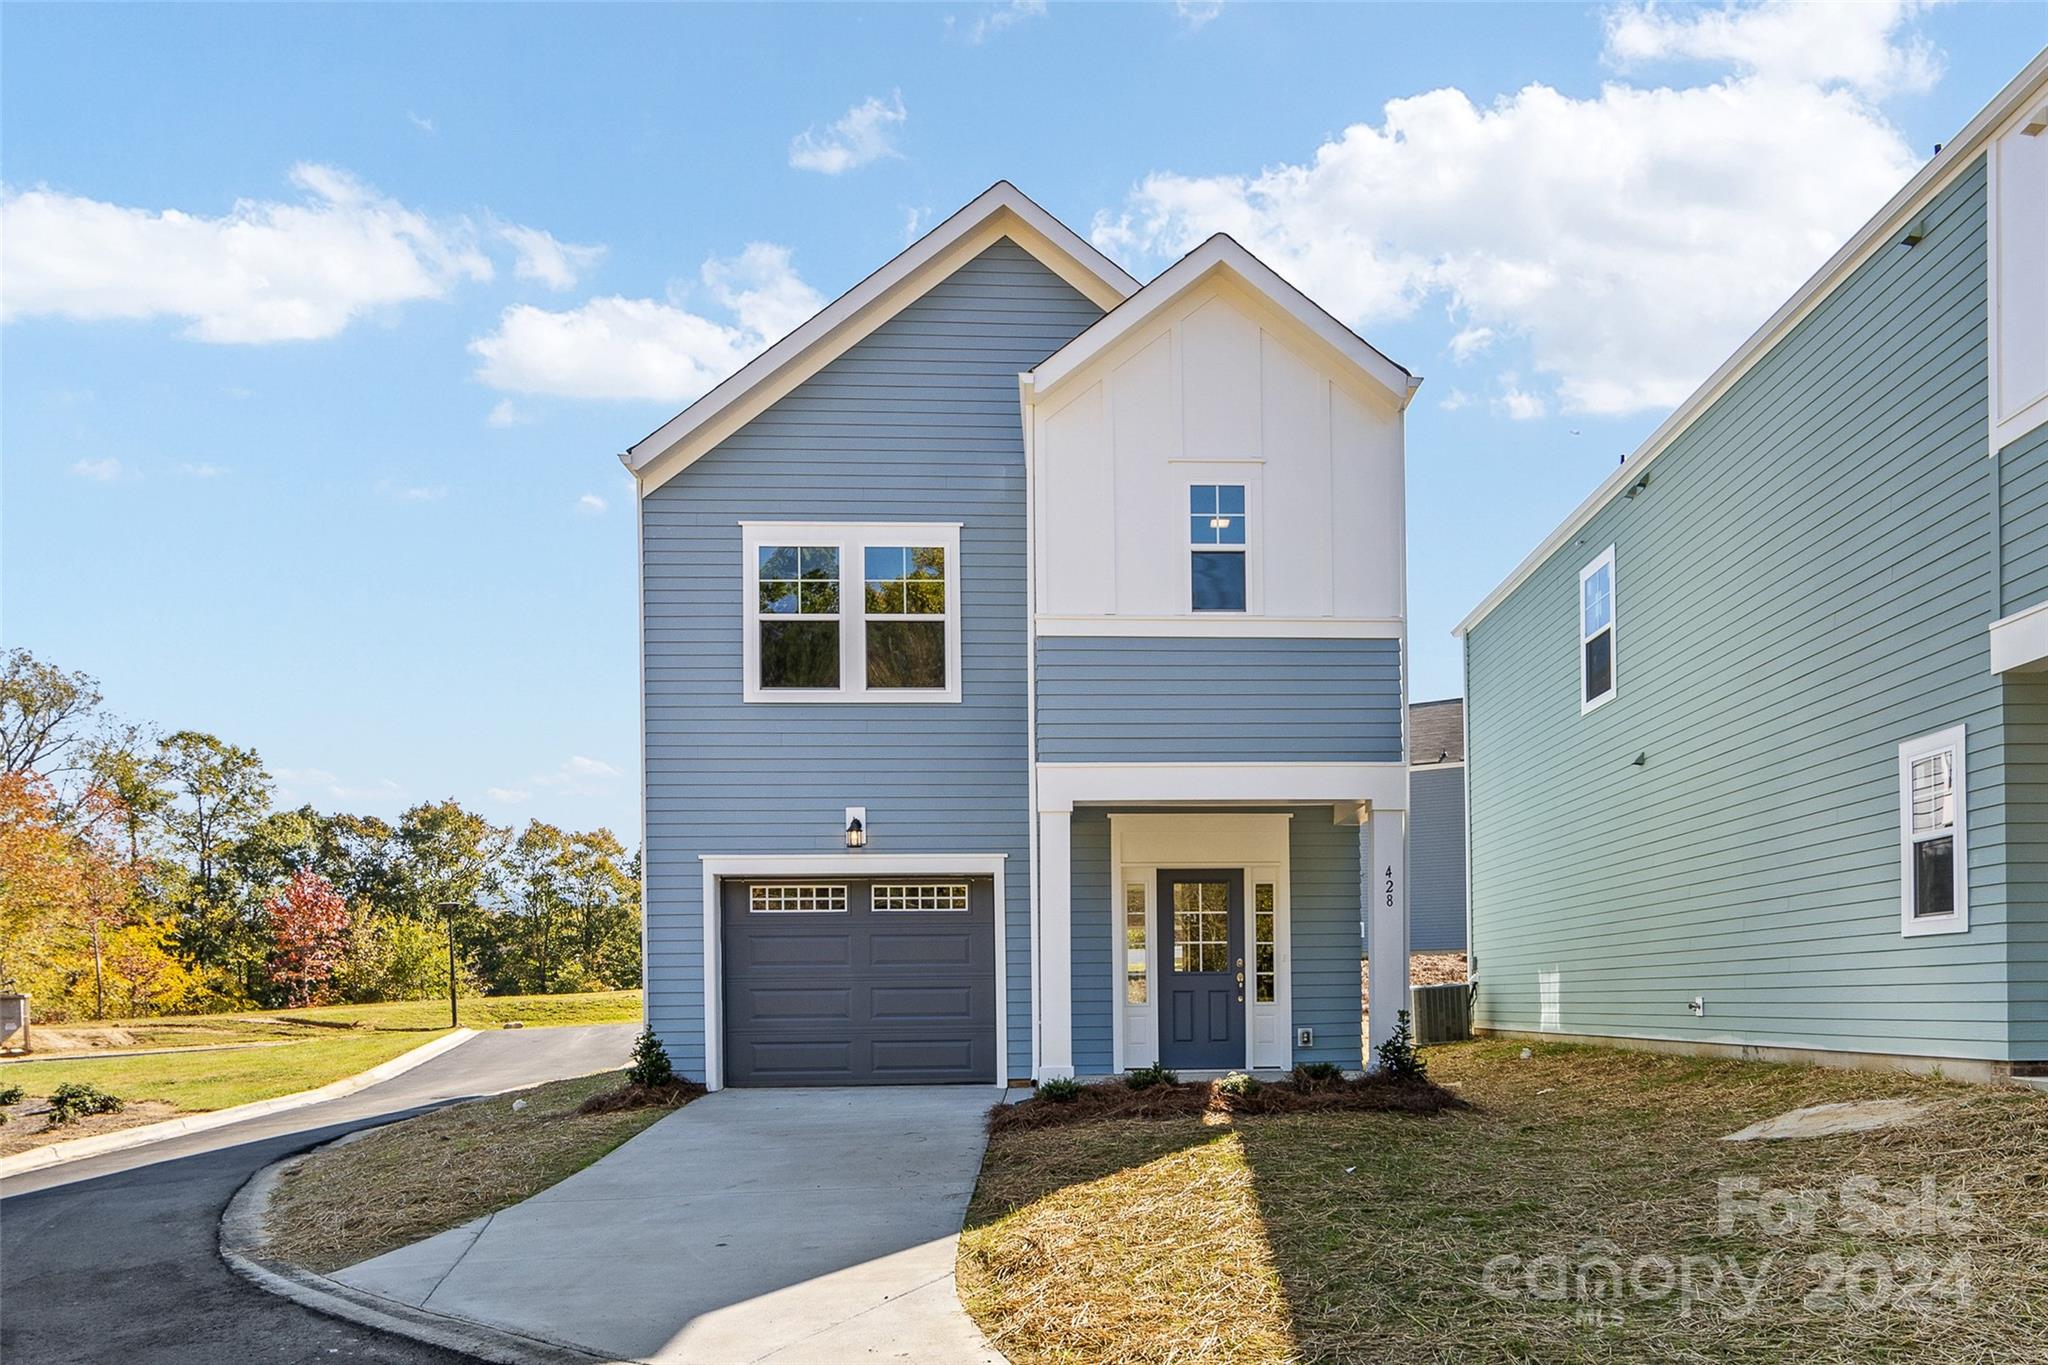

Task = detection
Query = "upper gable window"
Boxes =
[1190,483,1248,612]
[742,522,961,703]
[1580,546,1616,713]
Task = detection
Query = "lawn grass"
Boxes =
[959,1041,2048,1364]
[262,1069,683,1273]
[2,1029,448,1112]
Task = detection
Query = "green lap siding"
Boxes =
[1465,157,2027,1065]
[1998,421,2048,615]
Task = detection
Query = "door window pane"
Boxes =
[1124,884,1147,1004]
[1254,882,1276,1003]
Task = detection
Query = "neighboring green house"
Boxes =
[1456,52,2048,1083]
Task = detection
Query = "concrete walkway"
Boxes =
[332,1086,1005,1364]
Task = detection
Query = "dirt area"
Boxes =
[1360,951,1467,1014]
[0,1095,178,1157]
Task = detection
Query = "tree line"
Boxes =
[0,648,640,1021]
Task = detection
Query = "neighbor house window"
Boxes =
[741,522,961,703]
[1899,726,1967,936]
[1189,484,1247,612]
[1580,546,1616,713]
[1124,883,1147,1004]
[1253,881,1276,1004]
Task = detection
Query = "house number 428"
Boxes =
[1383,866,1396,908]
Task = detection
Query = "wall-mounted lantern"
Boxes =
[845,806,867,849]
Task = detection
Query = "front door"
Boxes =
[1157,869,1244,1069]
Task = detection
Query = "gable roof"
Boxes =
[624,181,1139,495]
[1024,232,1421,410]
[1409,698,1464,765]
[1455,47,2048,640]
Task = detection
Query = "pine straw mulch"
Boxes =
[959,1041,2048,1365]
[988,1074,1465,1135]
[262,1069,692,1273]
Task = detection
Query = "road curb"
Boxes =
[0,1029,477,1181]
[220,1139,616,1365]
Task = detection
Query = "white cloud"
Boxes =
[789,92,908,175]
[577,493,608,515]
[485,398,531,428]
[276,765,405,807]
[485,786,531,804]
[177,461,227,478]
[470,242,824,403]
[902,205,932,244]
[1448,326,1496,362]
[954,0,1045,44]
[1498,380,1548,421]
[1,164,496,343]
[492,755,623,805]
[407,110,436,134]
[1174,0,1223,31]
[1437,389,1473,412]
[1603,0,1942,98]
[497,222,605,290]
[375,478,447,502]
[1091,3,1930,416]
[71,457,124,482]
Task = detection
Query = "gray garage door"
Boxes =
[721,876,997,1086]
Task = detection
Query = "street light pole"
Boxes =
[440,900,460,1029]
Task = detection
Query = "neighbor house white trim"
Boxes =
[1579,545,1617,715]
[1988,88,2048,453]
[698,852,1009,1091]
[1989,597,2048,673]
[739,521,963,704]
[1035,761,1409,813]
[1898,726,1969,938]
[1033,615,1405,639]
[1456,51,2048,639]
[1027,233,1419,409]
[627,182,1137,495]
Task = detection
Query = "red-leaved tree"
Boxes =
[266,869,350,1007]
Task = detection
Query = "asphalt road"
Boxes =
[0,1022,637,1364]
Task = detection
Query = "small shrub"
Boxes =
[1291,1061,1343,1092]
[1036,1076,1083,1103]
[1216,1071,1260,1098]
[1125,1062,1179,1091]
[626,1026,674,1087]
[1375,1009,1430,1083]
[0,1081,24,1106]
[46,1081,124,1126]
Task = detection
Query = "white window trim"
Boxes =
[1184,478,1258,615]
[740,521,963,704]
[1579,545,1617,715]
[1899,725,1968,937]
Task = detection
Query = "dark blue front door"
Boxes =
[1157,869,1244,1070]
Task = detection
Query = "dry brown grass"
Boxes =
[263,1069,684,1273]
[961,1041,2048,1364]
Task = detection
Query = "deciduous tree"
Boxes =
[266,869,350,1008]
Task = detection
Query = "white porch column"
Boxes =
[1036,808,1075,1079]
[1365,805,1410,1069]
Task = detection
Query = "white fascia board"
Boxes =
[700,853,1007,875]
[1035,761,1408,813]
[1454,49,2048,641]
[1027,234,1418,410]
[1989,598,2048,673]
[627,182,1139,495]
[1034,614,1403,639]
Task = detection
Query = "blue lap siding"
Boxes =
[640,240,1103,1081]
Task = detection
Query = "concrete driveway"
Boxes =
[333,1085,1004,1364]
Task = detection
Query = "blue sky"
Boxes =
[5,2,2043,844]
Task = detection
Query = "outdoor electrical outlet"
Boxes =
[1689,997,1706,1016]
[1297,1027,1314,1047]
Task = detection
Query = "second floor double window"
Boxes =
[743,522,962,703]
[1190,483,1248,612]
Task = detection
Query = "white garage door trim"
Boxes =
[700,853,1008,1092]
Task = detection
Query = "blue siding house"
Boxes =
[622,185,1421,1088]
[1457,54,2048,1082]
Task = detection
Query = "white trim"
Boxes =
[697,853,1010,1091]
[1035,761,1408,813]
[635,480,651,1023]
[628,183,1137,494]
[1034,615,1404,639]
[1989,597,2048,673]
[1456,51,2048,639]
[1579,545,1617,715]
[1898,726,1969,937]
[1036,812,1074,1080]
[1989,90,2048,453]
[1029,234,1417,409]
[740,521,963,704]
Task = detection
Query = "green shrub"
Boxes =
[626,1026,674,1087]
[46,1081,124,1125]
[1036,1076,1083,1103]
[0,1081,24,1106]
[1374,1008,1429,1083]
[1124,1062,1178,1090]
[1217,1071,1260,1098]
[1291,1061,1343,1092]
